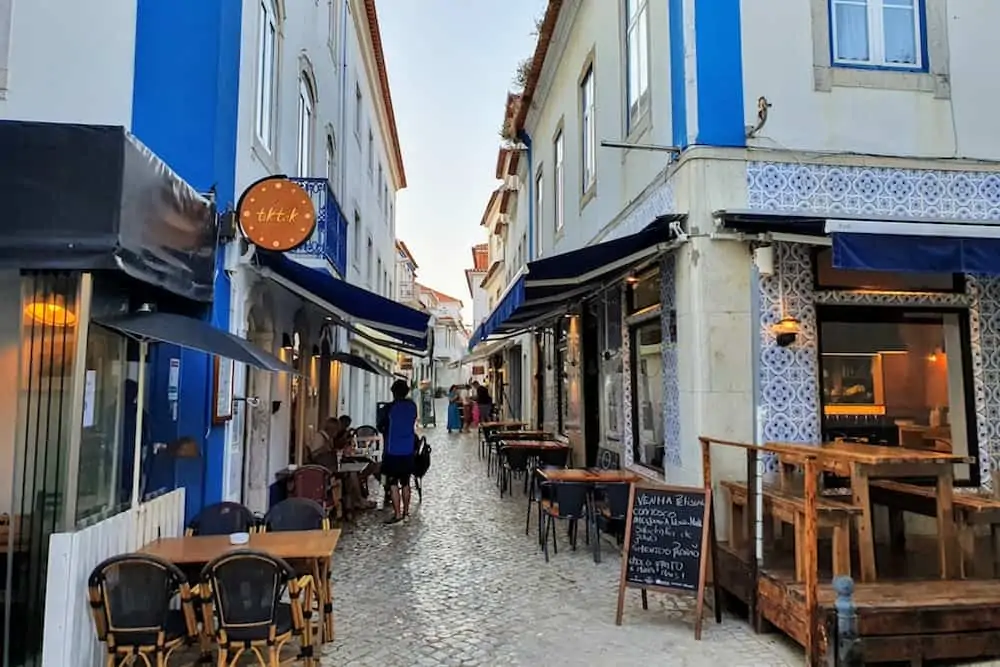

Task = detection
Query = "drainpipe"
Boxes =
[517,129,535,260]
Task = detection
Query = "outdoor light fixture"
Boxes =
[311,345,321,358]
[625,275,640,284]
[772,316,801,348]
[281,333,294,350]
[24,296,77,327]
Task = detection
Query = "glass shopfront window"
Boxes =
[818,306,976,483]
[627,270,663,471]
[600,291,624,445]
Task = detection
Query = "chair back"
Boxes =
[187,502,255,536]
[537,448,569,468]
[502,446,532,471]
[549,482,590,519]
[289,465,330,506]
[201,550,295,641]
[264,498,327,532]
[597,483,630,519]
[354,424,378,438]
[88,553,190,646]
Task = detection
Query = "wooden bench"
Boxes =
[721,480,861,581]
[870,479,1000,577]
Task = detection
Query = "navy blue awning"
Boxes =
[469,215,684,349]
[827,219,1000,275]
[255,252,430,352]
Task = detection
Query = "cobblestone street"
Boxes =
[321,415,803,666]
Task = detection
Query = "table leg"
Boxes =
[852,465,877,582]
[935,467,959,579]
[323,557,334,642]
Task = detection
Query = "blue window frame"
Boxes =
[830,0,927,71]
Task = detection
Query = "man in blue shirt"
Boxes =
[379,379,418,524]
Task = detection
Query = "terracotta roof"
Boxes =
[395,239,418,268]
[416,282,463,306]
[514,0,564,134]
[480,260,504,287]
[495,147,509,180]
[471,244,489,271]
[480,188,501,226]
[363,0,407,188]
[499,189,513,215]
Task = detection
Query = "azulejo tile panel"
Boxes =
[620,284,635,468]
[749,160,1000,488]
[660,254,681,469]
[604,180,676,242]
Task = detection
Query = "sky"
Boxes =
[377,0,545,324]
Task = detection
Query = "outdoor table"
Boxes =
[768,441,970,582]
[336,461,369,475]
[499,440,567,451]
[142,530,341,644]
[535,468,642,563]
[478,421,527,461]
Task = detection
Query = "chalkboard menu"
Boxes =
[615,483,716,638]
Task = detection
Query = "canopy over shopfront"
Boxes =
[0,120,217,302]
[254,251,431,353]
[718,209,1000,275]
[469,214,686,349]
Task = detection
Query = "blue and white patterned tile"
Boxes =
[749,160,1000,490]
[621,284,635,468]
[661,254,681,469]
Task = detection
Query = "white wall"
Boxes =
[0,0,136,125]
[740,0,1000,160]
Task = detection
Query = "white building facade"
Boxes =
[228,0,408,512]
[470,0,1000,495]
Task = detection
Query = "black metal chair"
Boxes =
[88,553,199,667]
[593,483,631,555]
[200,549,314,667]
[525,467,561,543]
[539,482,591,563]
[263,498,329,532]
[185,501,255,536]
[354,424,378,439]
[499,446,532,498]
[537,447,570,470]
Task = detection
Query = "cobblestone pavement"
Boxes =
[320,412,804,667]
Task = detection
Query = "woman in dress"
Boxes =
[446,384,462,433]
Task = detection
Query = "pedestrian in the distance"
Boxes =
[474,380,493,424]
[378,379,419,524]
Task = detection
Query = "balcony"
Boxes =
[287,177,348,277]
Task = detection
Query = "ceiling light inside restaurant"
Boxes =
[24,298,77,327]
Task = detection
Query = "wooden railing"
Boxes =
[699,436,820,666]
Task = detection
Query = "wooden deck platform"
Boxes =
[717,541,1000,664]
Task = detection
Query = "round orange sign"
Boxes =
[236,177,317,252]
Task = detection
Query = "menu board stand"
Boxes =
[615,482,719,639]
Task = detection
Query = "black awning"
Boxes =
[716,210,827,238]
[95,311,295,373]
[0,121,217,302]
[329,352,389,376]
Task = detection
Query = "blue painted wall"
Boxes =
[692,0,746,147]
[131,0,243,521]
[668,0,688,148]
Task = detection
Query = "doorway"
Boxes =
[582,304,601,467]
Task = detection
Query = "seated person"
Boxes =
[308,417,373,518]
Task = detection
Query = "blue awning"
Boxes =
[255,252,430,352]
[827,218,1000,275]
[469,215,684,349]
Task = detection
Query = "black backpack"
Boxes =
[414,436,432,478]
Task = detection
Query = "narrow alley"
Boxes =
[321,408,801,666]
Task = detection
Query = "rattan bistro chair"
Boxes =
[200,549,315,667]
[186,501,256,536]
[88,553,199,667]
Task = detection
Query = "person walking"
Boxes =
[446,384,462,433]
[378,379,418,524]
[472,380,494,424]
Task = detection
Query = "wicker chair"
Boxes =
[200,549,315,667]
[185,501,255,536]
[88,553,199,667]
[288,466,333,514]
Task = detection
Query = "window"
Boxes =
[377,164,383,204]
[0,0,11,93]
[376,257,382,293]
[354,82,363,138]
[817,306,975,484]
[255,0,278,150]
[553,130,564,232]
[625,0,650,128]
[631,321,664,471]
[353,211,361,262]
[328,0,340,63]
[831,0,922,68]
[325,133,337,187]
[296,77,315,176]
[383,183,389,217]
[534,168,544,257]
[367,130,374,180]
[600,291,624,444]
[366,236,373,286]
[580,65,596,193]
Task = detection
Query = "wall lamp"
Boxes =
[772,316,801,348]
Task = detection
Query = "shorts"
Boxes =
[382,454,414,488]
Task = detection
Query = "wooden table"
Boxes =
[769,441,970,582]
[538,468,642,484]
[143,530,341,643]
[501,440,567,451]
[479,421,526,430]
